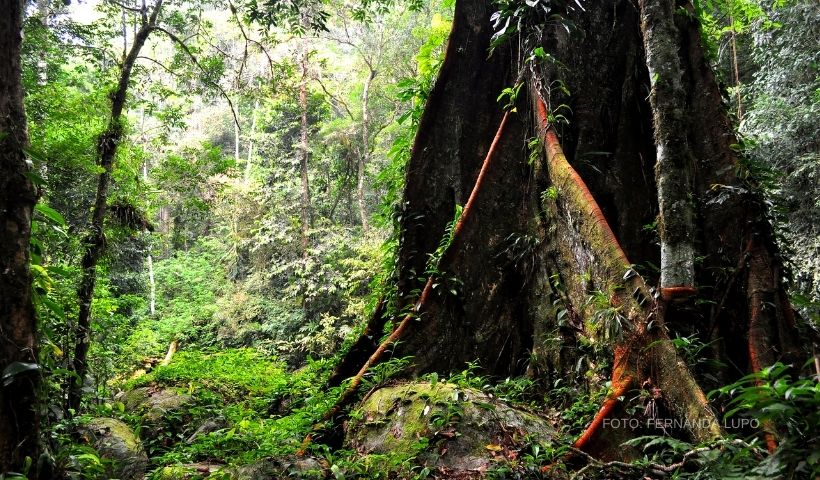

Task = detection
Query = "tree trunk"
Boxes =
[357,69,375,233]
[0,0,40,474]
[234,112,241,162]
[332,0,806,459]
[639,0,697,298]
[244,98,259,185]
[298,48,312,256]
[147,254,156,315]
[36,0,50,86]
[67,0,164,415]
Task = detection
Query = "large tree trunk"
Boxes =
[0,0,41,474]
[391,0,531,377]
[332,0,807,460]
[639,0,697,297]
[67,1,164,415]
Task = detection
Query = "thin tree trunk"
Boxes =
[638,0,697,299]
[68,0,164,415]
[357,69,375,232]
[234,111,241,162]
[729,16,743,121]
[298,48,312,256]
[147,254,156,315]
[36,0,49,85]
[244,98,258,185]
[0,0,41,474]
[140,107,155,315]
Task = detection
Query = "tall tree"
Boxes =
[298,44,313,256]
[330,0,808,459]
[0,0,40,475]
[67,0,165,415]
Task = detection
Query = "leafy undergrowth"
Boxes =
[90,352,818,479]
[116,348,340,474]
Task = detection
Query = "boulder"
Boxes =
[122,386,195,436]
[346,382,555,475]
[225,456,327,479]
[79,417,148,480]
[156,462,225,479]
[186,416,229,444]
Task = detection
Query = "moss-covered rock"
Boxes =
[346,382,555,474]
[224,456,327,479]
[156,462,224,479]
[122,386,195,437]
[79,417,148,480]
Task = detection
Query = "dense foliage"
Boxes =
[3,0,816,478]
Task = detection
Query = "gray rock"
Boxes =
[123,386,194,436]
[226,456,327,479]
[79,417,148,480]
[346,382,555,474]
[185,416,228,444]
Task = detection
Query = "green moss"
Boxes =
[348,381,555,473]
[87,417,143,453]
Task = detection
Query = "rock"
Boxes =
[156,462,224,479]
[78,417,148,480]
[346,382,555,475]
[121,386,151,411]
[186,416,228,444]
[123,386,195,436]
[225,456,327,479]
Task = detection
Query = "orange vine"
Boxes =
[297,111,511,455]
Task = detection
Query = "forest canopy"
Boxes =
[0,0,818,478]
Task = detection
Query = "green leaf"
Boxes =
[41,297,65,319]
[2,362,41,386]
[34,203,66,226]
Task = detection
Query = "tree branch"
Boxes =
[108,0,142,13]
[149,26,241,130]
[315,74,354,119]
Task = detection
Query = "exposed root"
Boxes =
[533,90,722,452]
[442,111,510,263]
[660,286,698,302]
[573,375,635,452]
[298,111,512,454]
[573,346,634,452]
[538,101,630,268]
[746,239,779,453]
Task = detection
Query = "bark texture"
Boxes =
[330,0,806,460]
[68,0,164,415]
[392,0,533,377]
[638,0,697,294]
[0,0,40,474]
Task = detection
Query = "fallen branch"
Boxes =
[161,339,178,367]
[567,438,765,478]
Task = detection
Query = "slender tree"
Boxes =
[639,0,697,300]
[298,45,313,256]
[0,0,41,474]
[68,0,165,415]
